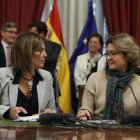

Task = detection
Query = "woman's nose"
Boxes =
[43,52,47,57]
[106,54,112,59]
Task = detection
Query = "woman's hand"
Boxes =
[77,110,91,120]
[32,108,53,116]
[43,108,53,113]
[9,107,27,120]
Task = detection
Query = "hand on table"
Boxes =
[9,107,27,120]
[32,108,53,116]
[77,110,91,120]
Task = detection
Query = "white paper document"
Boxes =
[13,116,39,122]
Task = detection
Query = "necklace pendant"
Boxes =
[92,62,96,68]
[27,80,33,91]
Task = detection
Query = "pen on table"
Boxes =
[13,120,28,122]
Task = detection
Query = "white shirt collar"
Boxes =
[1,40,9,48]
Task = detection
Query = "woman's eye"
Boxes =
[111,52,117,56]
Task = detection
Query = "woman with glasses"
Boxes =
[0,32,56,120]
[77,33,140,120]
[74,33,106,98]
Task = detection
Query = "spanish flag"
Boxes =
[46,0,71,113]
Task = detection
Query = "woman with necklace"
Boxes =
[77,33,140,120]
[74,33,106,98]
[0,32,56,120]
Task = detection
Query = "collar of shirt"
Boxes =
[1,40,9,48]
[1,40,11,66]
[12,70,44,86]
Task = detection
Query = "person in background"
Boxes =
[0,22,18,67]
[74,33,106,98]
[0,32,56,120]
[29,21,61,98]
[77,33,140,120]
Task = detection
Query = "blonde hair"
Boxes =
[11,32,44,74]
[106,33,140,68]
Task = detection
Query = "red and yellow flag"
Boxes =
[46,0,71,113]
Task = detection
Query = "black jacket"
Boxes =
[0,42,6,68]
[43,40,61,97]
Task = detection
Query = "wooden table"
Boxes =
[0,119,140,139]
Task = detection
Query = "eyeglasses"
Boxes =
[5,30,18,35]
[104,52,120,58]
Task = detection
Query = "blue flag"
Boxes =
[69,0,98,113]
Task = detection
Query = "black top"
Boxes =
[86,62,98,81]
[3,71,43,118]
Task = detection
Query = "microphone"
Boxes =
[128,83,140,114]
[54,69,59,113]
[120,83,140,126]
[39,113,75,125]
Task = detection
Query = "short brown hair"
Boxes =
[87,33,103,48]
[11,32,44,74]
[1,22,18,31]
[106,33,140,68]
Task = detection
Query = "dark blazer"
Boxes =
[0,42,6,68]
[43,41,61,97]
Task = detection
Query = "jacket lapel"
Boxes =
[9,83,18,107]
[37,80,46,113]
[7,67,18,107]
[83,53,88,75]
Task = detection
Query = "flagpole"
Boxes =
[54,69,59,113]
